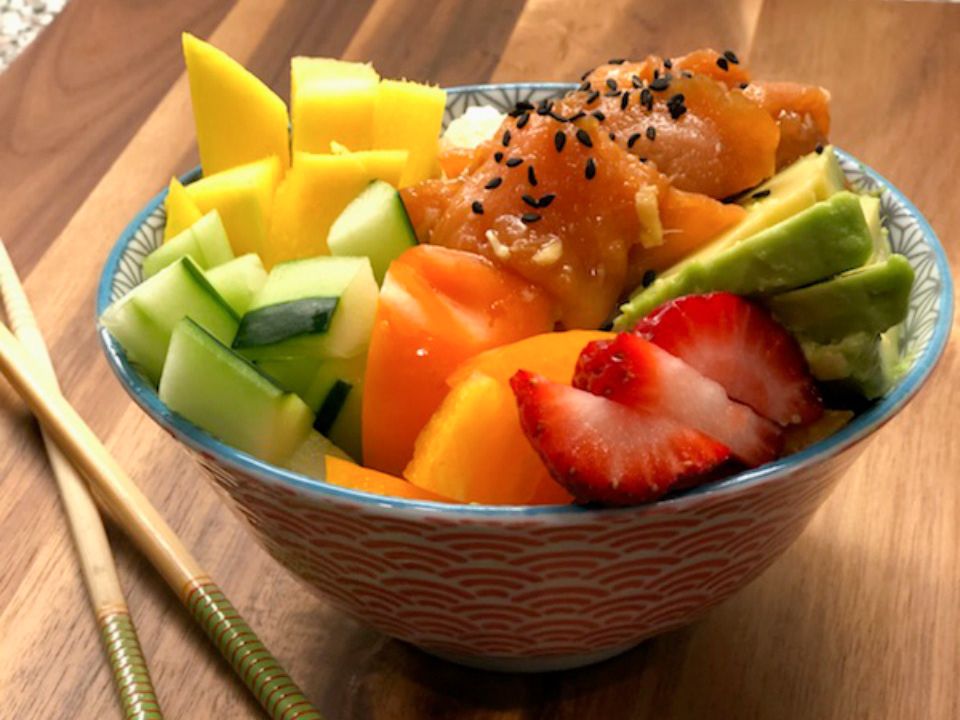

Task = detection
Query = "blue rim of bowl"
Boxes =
[96,83,954,518]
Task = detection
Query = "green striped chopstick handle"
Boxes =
[182,578,324,720]
[98,609,163,720]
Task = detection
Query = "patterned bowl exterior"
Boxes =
[97,84,953,672]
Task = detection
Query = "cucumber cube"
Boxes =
[101,256,239,384]
[234,256,378,360]
[159,318,313,464]
[328,180,417,283]
[205,253,268,316]
[143,210,234,278]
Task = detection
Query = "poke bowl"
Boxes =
[97,80,952,672]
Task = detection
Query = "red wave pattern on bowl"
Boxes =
[194,444,860,671]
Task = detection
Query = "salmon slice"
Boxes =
[745,81,831,168]
[574,61,780,199]
[407,112,661,329]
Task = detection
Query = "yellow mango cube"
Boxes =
[372,79,446,187]
[182,33,290,176]
[163,177,203,242]
[265,152,372,267]
[291,57,380,155]
[349,149,408,188]
[185,156,282,257]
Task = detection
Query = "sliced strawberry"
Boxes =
[509,370,731,506]
[633,293,823,426]
[574,333,782,466]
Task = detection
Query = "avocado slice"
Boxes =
[801,325,908,400]
[614,191,874,329]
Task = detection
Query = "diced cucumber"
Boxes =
[205,254,268,315]
[143,210,234,278]
[328,181,417,283]
[159,318,313,464]
[328,372,364,462]
[101,256,239,384]
[257,353,365,414]
[234,256,378,359]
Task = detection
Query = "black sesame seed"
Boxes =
[516,113,530,129]
[502,130,511,147]
[554,131,566,152]
[536,99,554,116]
[608,58,625,65]
[815,143,824,154]
[646,126,656,141]
[663,58,673,69]
[485,177,503,190]
[667,93,687,120]
[506,157,523,168]
[567,110,587,122]
[605,90,622,98]
[586,90,600,105]
[548,110,569,123]
[592,110,606,121]
[576,128,593,148]
[521,212,542,224]
[585,158,597,179]
[579,80,592,92]
[716,57,729,71]
[521,194,539,208]
[494,151,503,163]
[642,269,657,287]
[650,76,670,92]
[653,69,660,80]
[606,78,618,92]
[508,108,525,118]
[528,165,538,186]
[751,189,771,200]
[609,132,616,141]
[640,88,653,110]
[738,82,749,90]
[471,200,484,215]
[638,157,647,163]
[681,71,693,79]
[620,92,630,110]
[724,50,740,64]
[627,132,642,148]
[516,100,534,111]
[538,193,556,208]
[580,67,594,81]
[631,74,643,89]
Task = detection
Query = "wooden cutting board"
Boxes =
[0,1,957,717]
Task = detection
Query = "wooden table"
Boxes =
[0,1,957,717]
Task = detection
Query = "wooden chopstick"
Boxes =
[0,241,164,720]
[0,243,323,720]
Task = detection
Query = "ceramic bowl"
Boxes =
[96,84,953,672]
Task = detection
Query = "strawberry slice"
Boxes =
[509,370,731,505]
[574,333,782,466]
[633,293,823,426]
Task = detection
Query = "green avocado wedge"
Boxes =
[766,254,913,343]
[801,325,908,400]
[614,191,874,330]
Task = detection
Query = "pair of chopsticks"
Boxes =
[0,240,323,720]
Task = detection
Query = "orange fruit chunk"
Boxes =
[326,456,454,502]
[362,245,556,476]
[405,372,572,505]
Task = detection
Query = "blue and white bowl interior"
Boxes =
[97,83,953,515]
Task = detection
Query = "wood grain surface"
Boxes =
[0,0,957,718]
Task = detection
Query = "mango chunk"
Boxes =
[291,57,380,155]
[163,177,203,243]
[405,372,572,506]
[372,79,446,187]
[182,33,290,176]
[185,156,282,258]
